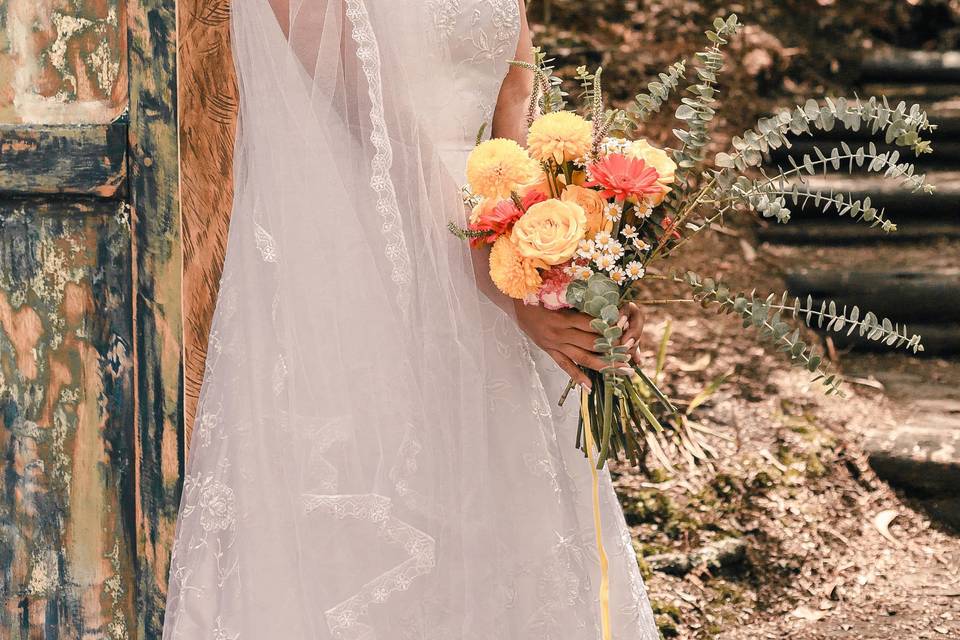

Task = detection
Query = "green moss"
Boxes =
[651,599,682,621]
[647,467,671,484]
[655,614,679,637]
[623,490,676,526]
[805,451,827,478]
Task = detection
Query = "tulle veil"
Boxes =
[162,1,658,638]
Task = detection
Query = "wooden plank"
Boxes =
[0,197,135,638]
[0,122,128,198]
[127,0,182,635]
[0,0,127,124]
[178,0,238,436]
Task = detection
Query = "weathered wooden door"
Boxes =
[0,0,181,637]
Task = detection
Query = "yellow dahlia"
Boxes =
[467,138,539,200]
[527,111,593,164]
[489,236,543,299]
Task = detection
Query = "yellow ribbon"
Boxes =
[581,387,612,640]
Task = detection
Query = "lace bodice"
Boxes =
[412,0,522,167]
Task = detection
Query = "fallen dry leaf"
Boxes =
[790,605,828,622]
[873,510,900,545]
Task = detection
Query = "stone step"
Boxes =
[865,399,960,529]
[861,50,960,84]
[761,172,960,222]
[758,221,960,244]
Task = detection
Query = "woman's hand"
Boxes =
[514,300,646,389]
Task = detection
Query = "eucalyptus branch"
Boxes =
[771,293,924,353]
[665,15,741,216]
[715,96,936,174]
[678,271,844,395]
[626,59,687,125]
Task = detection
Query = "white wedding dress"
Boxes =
[163,1,658,638]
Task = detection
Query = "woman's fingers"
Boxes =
[562,345,609,373]
[620,302,645,346]
[563,310,600,334]
[547,349,592,390]
[560,328,606,353]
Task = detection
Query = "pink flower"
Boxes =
[585,153,666,202]
[521,189,548,211]
[536,264,574,310]
[469,199,524,248]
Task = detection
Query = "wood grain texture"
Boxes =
[127,0,182,635]
[0,122,128,197]
[178,0,238,436]
[0,0,127,124]
[0,198,135,639]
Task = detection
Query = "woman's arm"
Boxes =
[491,5,535,144]
[485,2,646,386]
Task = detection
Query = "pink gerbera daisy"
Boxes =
[585,153,666,202]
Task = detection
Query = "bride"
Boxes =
[164,1,658,638]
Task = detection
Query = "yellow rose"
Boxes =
[627,139,677,204]
[562,184,610,238]
[489,236,543,299]
[511,199,587,265]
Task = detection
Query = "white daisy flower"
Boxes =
[632,237,651,252]
[607,240,625,260]
[594,253,616,272]
[594,230,612,249]
[603,202,623,223]
[620,224,638,240]
[609,268,628,285]
[600,137,630,155]
[625,261,645,280]
[577,239,598,260]
[573,265,594,280]
[636,200,655,219]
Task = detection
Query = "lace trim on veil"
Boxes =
[345,0,413,314]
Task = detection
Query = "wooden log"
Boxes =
[0,197,136,638]
[178,0,238,437]
[127,0,182,635]
[0,122,127,198]
[644,538,747,576]
[758,222,960,244]
[770,139,960,166]
[785,269,960,322]
[760,173,960,221]
[862,50,960,84]
[861,82,960,102]
[827,323,960,356]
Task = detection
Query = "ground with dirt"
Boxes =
[609,226,960,639]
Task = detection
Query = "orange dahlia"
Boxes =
[489,236,543,299]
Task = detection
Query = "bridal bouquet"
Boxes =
[451,14,934,471]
